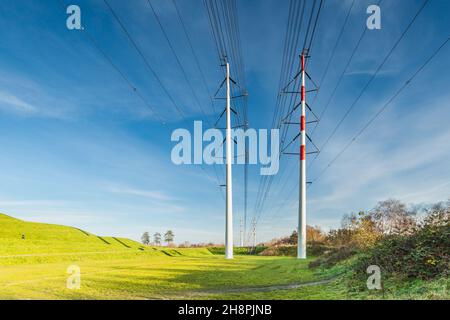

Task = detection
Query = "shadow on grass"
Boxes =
[112,237,131,248]
[97,236,110,245]
[74,256,322,299]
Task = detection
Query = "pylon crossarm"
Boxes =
[213,78,226,98]
[214,154,245,160]
[214,94,246,100]
[281,71,302,92]
[280,101,301,124]
[283,151,319,156]
[284,120,319,125]
[231,94,248,99]
[306,133,320,152]
[281,91,301,94]
[305,71,319,89]
[306,102,319,120]
[216,124,246,130]
[214,109,226,127]
[281,132,301,153]
[219,137,238,149]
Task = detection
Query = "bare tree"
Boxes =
[141,232,150,245]
[164,230,174,246]
[370,199,416,235]
[153,232,161,246]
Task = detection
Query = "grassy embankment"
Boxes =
[0,213,446,299]
[0,213,331,299]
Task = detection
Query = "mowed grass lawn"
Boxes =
[0,254,340,300]
[0,213,344,300]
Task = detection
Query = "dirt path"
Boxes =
[186,277,337,296]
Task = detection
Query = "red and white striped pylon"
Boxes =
[298,53,307,259]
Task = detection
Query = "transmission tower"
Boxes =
[213,58,247,259]
[281,49,319,259]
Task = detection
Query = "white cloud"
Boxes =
[0,91,36,114]
[0,200,70,207]
[108,185,175,202]
[309,95,450,214]
[104,183,185,214]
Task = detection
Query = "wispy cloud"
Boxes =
[0,199,72,207]
[105,183,185,214]
[108,185,175,202]
[0,91,36,114]
[0,72,75,120]
[344,68,398,77]
[309,95,450,213]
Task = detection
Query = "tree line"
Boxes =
[141,230,174,246]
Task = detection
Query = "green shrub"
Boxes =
[353,222,449,280]
[259,245,297,256]
[309,246,358,269]
[308,242,331,256]
[207,246,266,255]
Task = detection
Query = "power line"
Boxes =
[309,0,384,144]
[56,0,166,123]
[265,35,449,231]
[56,0,225,198]
[204,0,249,246]
[308,0,355,118]
[252,0,306,227]
[249,0,323,245]
[251,2,309,239]
[258,0,441,237]
[305,0,323,55]
[309,0,429,170]
[103,0,188,121]
[171,0,217,116]
[311,36,450,186]
[146,0,213,126]
[302,0,318,51]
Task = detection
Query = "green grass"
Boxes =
[0,213,336,299]
[0,213,212,264]
[0,213,447,300]
[0,213,165,255]
[0,255,328,299]
[206,246,267,255]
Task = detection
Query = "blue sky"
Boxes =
[0,0,449,244]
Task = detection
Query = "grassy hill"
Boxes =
[0,213,212,265]
[0,213,446,300]
[0,213,325,299]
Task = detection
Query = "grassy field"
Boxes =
[0,213,447,300]
[0,213,330,299]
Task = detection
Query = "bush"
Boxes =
[207,246,266,255]
[309,246,358,269]
[259,243,331,257]
[353,219,449,280]
[308,242,331,256]
[259,245,296,256]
